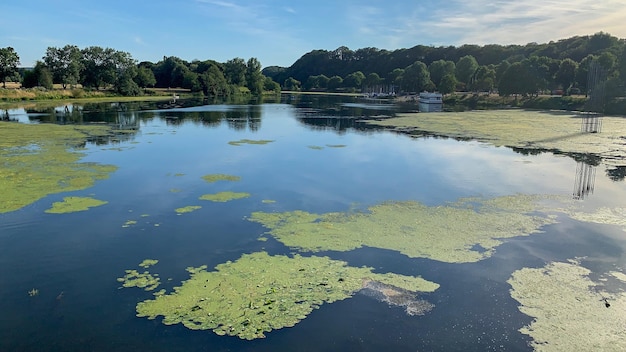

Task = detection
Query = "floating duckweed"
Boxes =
[367,110,626,166]
[565,207,626,232]
[228,139,274,146]
[169,188,182,193]
[175,206,202,214]
[135,252,438,340]
[201,174,241,183]
[174,173,185,177]
[508,261,626,351]
[261,199,276,204]
[0,122,119,213]
[117,269,160,291]
[326,144,347,148]
[249,195,556,263]
[45,196,108,214]
[307,145,324,150]
[139,259,159,268]
[199,192,250,202]
[610,271,626,283]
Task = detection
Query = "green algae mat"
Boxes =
[228,139,274,146]
[201,174,241,183]
[45,196,108,214]
[175,205,202,214]
[0,122,119,213]
[367,110,626,167]
[123,252,438,340]
[199,191,250,202]
[509,261,626,351]
[249,195,558,263]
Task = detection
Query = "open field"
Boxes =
[0,85,192,108]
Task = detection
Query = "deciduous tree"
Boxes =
[0,47,20,88]
[428,60,455,89]
[43,45,82,89]
[246,57,263,95]
[224,58,247,86]
[343,71,365,90]
[555,58,578,92]
[134,65,156,88]
[455,55,479,87]
[401,61,431,92]
[22,61,53,89]
[438,73,457,95]
[470,66,496,92]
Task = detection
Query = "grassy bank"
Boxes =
[0,86,194,109]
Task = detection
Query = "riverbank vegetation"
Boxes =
[0,45,281,101]
[2,32,626,112]
[263,32,626,114]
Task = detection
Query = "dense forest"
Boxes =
[263,32,626,102]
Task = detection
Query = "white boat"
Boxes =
[418,92,443,112]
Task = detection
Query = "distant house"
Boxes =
[418,92,443,112]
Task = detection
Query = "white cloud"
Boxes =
[345,0,626,51]
[422,0,626,45]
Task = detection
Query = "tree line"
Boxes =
[0,45,281,97]
[263,32,626,100]
[2,32,626,102]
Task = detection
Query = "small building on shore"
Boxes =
[418,92,443,112]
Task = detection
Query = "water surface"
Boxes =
[2,96,626,351]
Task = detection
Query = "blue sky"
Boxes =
[2,0,625,68]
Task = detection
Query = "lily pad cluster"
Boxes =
[249,195,557,263]
[133,251,438,340]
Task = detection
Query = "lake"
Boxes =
[1,95,626,351]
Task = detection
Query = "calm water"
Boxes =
[2,95,626,351]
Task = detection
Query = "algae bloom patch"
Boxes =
[508,261,626,351]
[228,139,274,146]
[118,270,160,291]
[0,122,119,213]
[366,109,626,167]
[201,174,241,183]
[564,207,626,232]
[133,251,438,340]
[139,259,158,268]
[45,196,108,214]
[249,195,556,263]
[199,192,251,202]
[175,206,202,214]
